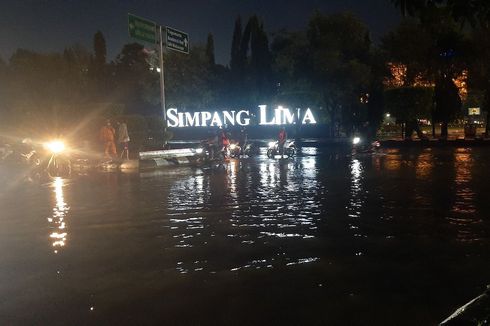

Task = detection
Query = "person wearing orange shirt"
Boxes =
[99,120,117,159]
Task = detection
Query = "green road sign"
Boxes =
[128,14,156,43]
[166,26,189,54]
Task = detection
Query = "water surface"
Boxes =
[1,147,489,325]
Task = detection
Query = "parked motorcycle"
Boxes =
[0,139,41,168]
[228,142,241,158]
[227,140,259,158]
[267,140,296,158]
[43,140,71,177]
[242,142,259,157]
[195,140,227,169]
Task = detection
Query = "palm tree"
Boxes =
[391,0,427,16]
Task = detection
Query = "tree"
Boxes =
[434,75,462,137]
[366,48,390,132]
[112,43,160,115]
[270,12,378,136]
[205,33,215,66]
[392,0,490,28]
[93,30,107,68]
[165,45,217,109]
[385,86,434,138]
[306,12,372,135]
[5,47,95,134]
[229,15,274,108]
[382,20,434,85]
[250,21,273,103]
[467,26,490,135]
[391,0,426,17]
[230,16,243,74]
[383,9,468,138]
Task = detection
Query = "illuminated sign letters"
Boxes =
[166,106,316,128]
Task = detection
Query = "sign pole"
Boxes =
[158,25,167,143]
[128,14,189,146]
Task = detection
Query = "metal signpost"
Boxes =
[158,26,166,122]
[128,14,188,132]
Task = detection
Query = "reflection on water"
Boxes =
[48,177,70,253]
[2,146,490,325]
[349,159,366,244]
[415,149,434,180]
[450,148,480,242]
[160,147,490,274]
[166,149,321,273]
[383,148,402,171]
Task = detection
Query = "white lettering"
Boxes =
[223,111,236,125]
[259,105,275,125]
[166,108,180,127]
[165,107,316,128]
[283,108,295,124]
[184,112,200,127]
[201,112,212,127]
[210,112,223,126]
[236,110,250,126]
[177,113,185,127]
[302,108,317,124]
[275,108,282,125]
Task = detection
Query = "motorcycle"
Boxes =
[1,139,41,168]
[227,140,259,158]
[228,142,241,158]
[195,141,227,169]
[195,141,212,163]
[242,142,259,157]
[267,140,296,158]
[43,140,71,177]
[352,137,381,154]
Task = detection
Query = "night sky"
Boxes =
[0,0,401,65]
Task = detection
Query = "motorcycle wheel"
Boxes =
[47,157,71,177]
[267,148,274,158]
[29,153,41,167]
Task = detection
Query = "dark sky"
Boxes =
[0,0,401,65]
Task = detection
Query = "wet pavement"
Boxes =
[1,146,490,325]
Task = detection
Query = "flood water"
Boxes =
[1,147,490,325]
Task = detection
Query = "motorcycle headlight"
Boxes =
[268,142,276,148]
[352,137,361,145]
[195,148,203,154]
[230,144,237,150]
[44,140,65,154]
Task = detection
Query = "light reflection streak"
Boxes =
[49,177,70,252]
[450,149,479,242]
[384,149,402,171]
[415,150,433,180]
[164,155,322,274]
[348,158,366,243]
[349,159,363,218]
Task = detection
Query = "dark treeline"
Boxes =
[1,3,490,143]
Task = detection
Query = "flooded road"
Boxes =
[1,147,490,325]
